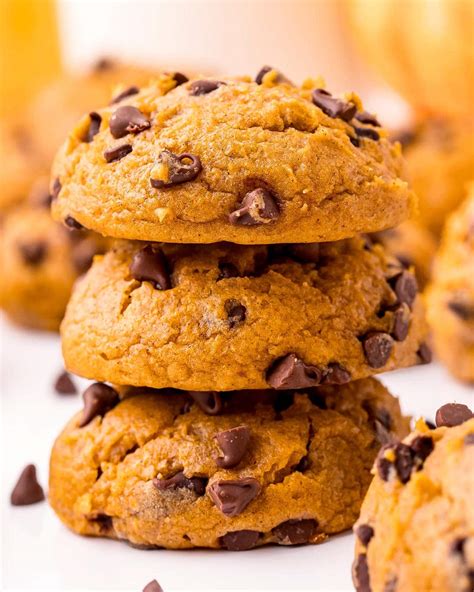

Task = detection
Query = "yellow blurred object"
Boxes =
[346,0,474,119]
[0,0,61,117]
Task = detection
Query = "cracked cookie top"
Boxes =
[49,377,409,550]
[50,69,415,244]
[353,405,474,592]
[60,236,429,391]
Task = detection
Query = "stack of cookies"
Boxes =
[48,68,430,550]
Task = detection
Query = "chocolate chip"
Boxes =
[10,464,45,506]
[150,150,202,188]
[273,519,318,545]
[287,243,320,263]
[350,137,360,147]
[221,530,260,551]
[390,271,418,308]
[83,112,102,142]
[189,391,223,415]
[129,246,171,290]
[104,143,133,163]
[255,65,291,85]
[18,241,47,266]
[142,579,163,592]
[465,433,474,445]
[224,299,246,328]
[54,371,77,395]
[410,435,434,466]
[90,513,113,533]
[208,478,261,517]
[217,261,240,281]
[393,442,415,484]
[392,303,411,341]
[322,363,351,385]
[153,471,207,496]
[93,57,114,71]
[393,129,416,148]
[377,437,433,484]
[356,111,380,127]
[354,126,380,141]
[110,106,151,139]
[448,298,474,321]
[215,425,250,469]
[355,524,374,547]
[51,178,61,201]
[64,216,84,230]
[266,353,322,390]
[189,79,225,96]
[417,342,432,365]
[79,383,120,427]
[376,447,393,482]
[229,188,279,226]
[362,332,394,368]
[383,576,398,592]
[435,403,473,428]
[110,85,139,104]
[312,89,357,122]
[353,553,371,592]
[171,72,189,86]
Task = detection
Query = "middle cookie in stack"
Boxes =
[48,70,429,549]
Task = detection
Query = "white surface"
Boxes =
[1,317,472,592]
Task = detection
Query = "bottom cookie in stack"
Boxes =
[49,377,409,550]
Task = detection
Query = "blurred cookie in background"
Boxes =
[396,118,474,237]
[427,191,474,383]
[28,58,160,169]
[370,221,436,289]
[0,179,110,331]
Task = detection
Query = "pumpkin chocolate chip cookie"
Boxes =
[426,192,474,382]
[0,179,110,331]
[49,377,409,550]
[60,236,428,391]
[51,72,415,244]
[353,404,474,592]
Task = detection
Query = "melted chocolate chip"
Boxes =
[354,126,380,141]
[215,426,250,469]
[355,524,374,547]
[273,519,318,545]
[18,241,47,266]
[356,111,380,126]
[224,299,247,328]
[51,178,61,201]
[322,363,351,385]
[54,371,77,395]
[208,478,261,517]
[435,403,473,428]
[362,332,394,368]
[110,86,139,104]
[312,89,356,121]
[129,246,171,290]
[417,342,432,365]
[353,553,371,592]
[142,579,163,592]
[221,530,261,551]
[266,353,322,390]
[79,383,120,427]
[189,391,223,415]
[110,106,151,139]
[392,303,411,341]
[150,150,202,188]
[229,188,280,226]
[153,471,207,496]
[189,80,225,96]
[84,112,102,142]
[10,464,45,506]
[104,143,133,163]
[64,216,84,231]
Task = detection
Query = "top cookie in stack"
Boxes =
[50,69,415,245]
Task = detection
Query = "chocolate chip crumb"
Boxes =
[104,143,133,163]
[54,371,77,395]
[129,246,171,290]
[435,403,473,428]
[79,383,120,427]
[10,464,45,506]
[215,425,250,468]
